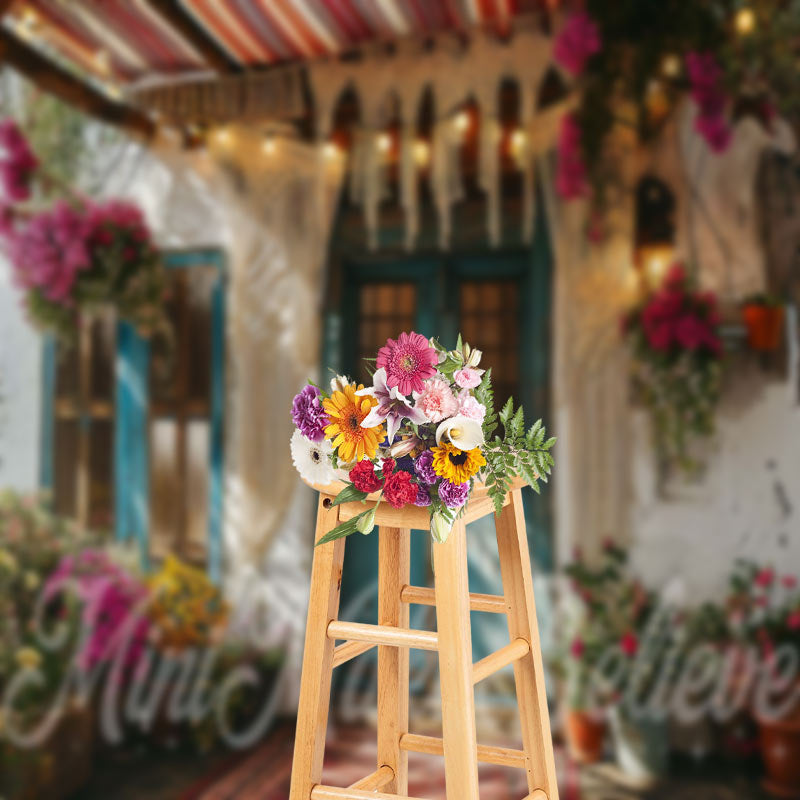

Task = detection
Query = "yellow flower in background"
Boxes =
[147,555,227,649]
[15,646,41,670]
[0,547,18,574]
[431,443,486,484]
[323,383,383,463]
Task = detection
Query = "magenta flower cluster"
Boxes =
[291,384,329,442]
[8,198,152,305]
[553,12,601,77]
[556,114,587,200]
[0,119,38,202]
[686,52,732,154]
[633,265,722,356]
[45,549,150,674]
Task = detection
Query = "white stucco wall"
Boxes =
[0,257,42,492]
[630,329,800,602]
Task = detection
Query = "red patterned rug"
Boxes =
[182,721,579,800]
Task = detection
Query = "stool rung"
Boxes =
[399,733,527,769]
[327,620,438,651]
[349,765,394,790]
[332,640,376,668]
[311,787,427,800]
[400,585,507,614]
[472,637,530,684]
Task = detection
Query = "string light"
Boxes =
[16,7,38,40]
[510,128,527,156]
[213,127,232,147]
[735,7,756,35]
[453,110,470,134]
[262,134,277,155]
[322,141,340,160]
[376,132,392,153]
[94,49,111,76]
[413,139,430,167]
[661,53,682,79]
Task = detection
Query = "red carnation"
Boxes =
[570,637,585,659]
[383,471,418,509]
[755,568,775,588]
[349,459,384,493]
[381,458,396,479]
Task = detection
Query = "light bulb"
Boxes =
[453,111,470,134]
[413,139,430,167]
[322,141,340,160]
[376,132,392,153]
[510,128,527,155]
[213,127,232,147]
[735,7,756,35]
[262,135,277,155]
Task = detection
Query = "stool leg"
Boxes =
[495,489,559,800]
[377,526,410,794]
[290,496,346,800]
[433,519,480,800]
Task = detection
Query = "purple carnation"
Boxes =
[414,485,432,507]
[438,479,469,509]
[292,384,329,442]
[414,450,437,485]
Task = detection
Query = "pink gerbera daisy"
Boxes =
[376,331,438,395]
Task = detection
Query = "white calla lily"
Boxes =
[435,415,484,451]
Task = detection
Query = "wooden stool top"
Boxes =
[302,476,527,529]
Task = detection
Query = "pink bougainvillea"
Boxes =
[686,51,732,153]
[553,12,602,77]
[556,114,588,200]
[0,119,39,202]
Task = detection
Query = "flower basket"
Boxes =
[564,709,606,764]
[757,701,800,799]
[290,333,555,545]
[742,303,785,352]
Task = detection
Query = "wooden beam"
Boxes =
[0,29,155,139]
[145,0,239,74]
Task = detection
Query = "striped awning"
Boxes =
[5,0,545,86]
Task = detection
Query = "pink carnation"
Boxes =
[416,377,458,423]
[457,391,486,423]
[454,367,483,389]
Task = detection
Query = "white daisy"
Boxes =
[290,429,336,485]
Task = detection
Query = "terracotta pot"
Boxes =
[564,709,606,764]
[742,304,785,352]
[759,707,800,798]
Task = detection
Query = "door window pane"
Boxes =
[355,281,417,385]
[459,279,521,410]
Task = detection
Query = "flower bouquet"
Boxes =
[290,332,555,544]
[622,263,723,478]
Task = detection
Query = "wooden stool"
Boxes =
[289,481,559,800]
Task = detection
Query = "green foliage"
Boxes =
[482,395,556,516]
[315,507,374,546]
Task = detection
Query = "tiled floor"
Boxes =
[75,720,774,800]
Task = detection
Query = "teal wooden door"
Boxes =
[114,249,226,581]
[333,232,552,659]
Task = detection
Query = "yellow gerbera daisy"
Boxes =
[431,443,486,484]
[323,383,384,463]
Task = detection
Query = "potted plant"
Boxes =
[725,561,800,797]
[741,294,785,352]
[560,542,674,777]
[621,263,724,481]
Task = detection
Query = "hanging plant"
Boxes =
[551,1,800,205]
[621,264,724,480]
[0,118,166,342]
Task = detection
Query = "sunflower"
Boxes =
[431,442,486,484]
[323,383,384,463]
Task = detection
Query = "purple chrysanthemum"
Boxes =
[438,479,469,509]
[292,384,329,442]
[414,450,437,485]
[414,485,432,507]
